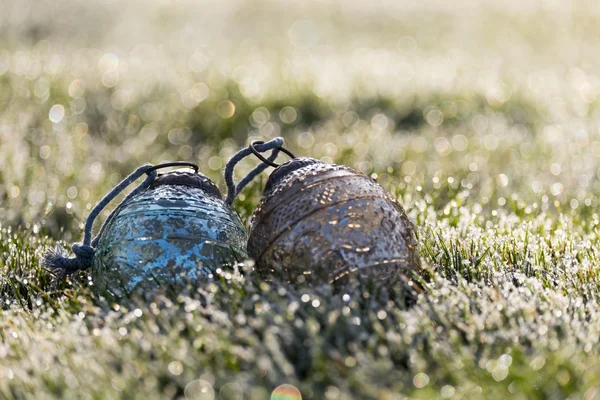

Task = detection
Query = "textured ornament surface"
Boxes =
[92,172,247,295]
[248,158,421,287]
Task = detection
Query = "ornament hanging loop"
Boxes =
[43,161,202,277]
[248,140,296,168]
[224,137,292,205]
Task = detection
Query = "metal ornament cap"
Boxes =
[248,158,421,288]
[92,170,248,296]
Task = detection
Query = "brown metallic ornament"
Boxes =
[247,157,422,288]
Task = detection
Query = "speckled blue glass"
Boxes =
[92,171,248,295]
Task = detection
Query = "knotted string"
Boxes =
[43,164,158,277]
[224,137,285,205]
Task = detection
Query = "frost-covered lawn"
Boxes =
[1,1,600,398]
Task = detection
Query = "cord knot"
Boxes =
[42,243,95,277]
[72,243,95,263]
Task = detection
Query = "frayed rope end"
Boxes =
[42,243,95,277]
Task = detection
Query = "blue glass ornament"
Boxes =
[44,162,247,295]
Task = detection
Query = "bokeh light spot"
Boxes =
[279,107,298,124]
[217,100,235,119]
[184,379,214,400]
[413,373,429,388]
[68,79,86,98]
[271,384,302,400]
[49,104,65,123]
[168,361,183,376]
[99,53,119,73]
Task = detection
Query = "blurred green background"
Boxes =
[3,0,600,236]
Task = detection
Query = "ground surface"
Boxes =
[1,1,600,399]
